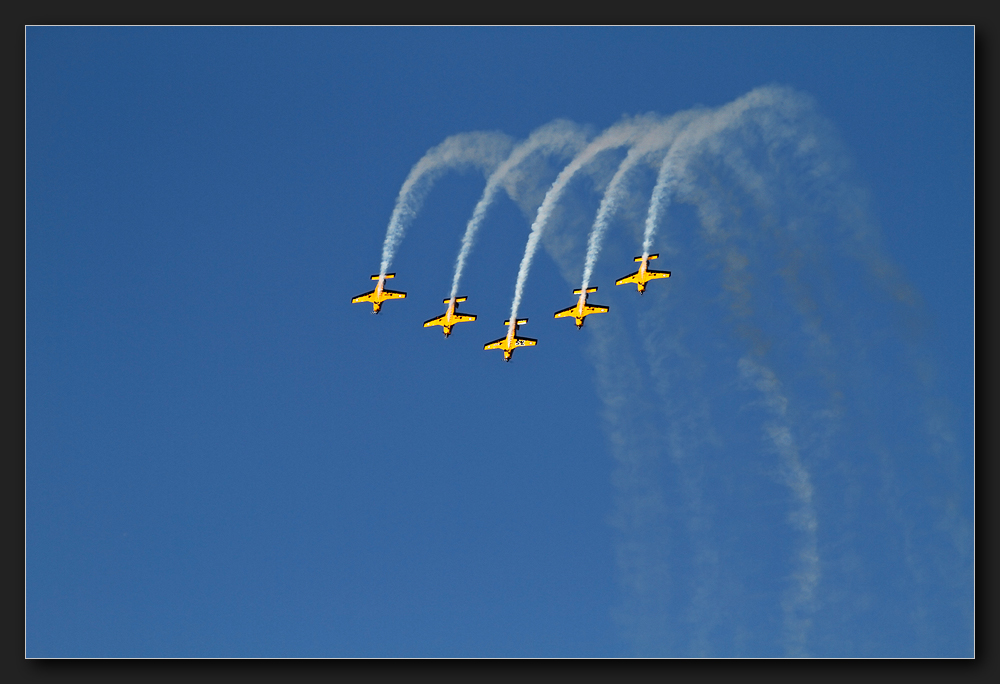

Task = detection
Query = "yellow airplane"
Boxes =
[615,254,671,295]
[484,318,537,362]
[554,287,609,329]
[423,296,477,337]
[351,273,407,314]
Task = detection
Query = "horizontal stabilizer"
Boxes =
[370,273,396,280]
[573,287,598,294]
[634,254,658,262]
[503,319,529,326]
[442,296,468,304]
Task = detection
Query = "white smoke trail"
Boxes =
[579,114,698,292]
[449,120,587,300]
[640,87,811,257]
[379,131,514,277]
[508,115,659,325]
[738,357,820,657]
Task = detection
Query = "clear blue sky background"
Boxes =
[26,27,973,657]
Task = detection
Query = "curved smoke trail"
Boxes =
[379,131,514,277]
[579,114,697,292]
[508,114,660,324]
[449,120,588,300]
[640,87,808,257]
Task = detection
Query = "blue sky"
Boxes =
[26,27,973,657]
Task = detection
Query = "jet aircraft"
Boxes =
[351,273,407,314]
[484,318,537,362]
[615,253,671,295]
[553,287,609,328]
[423,296,477,337]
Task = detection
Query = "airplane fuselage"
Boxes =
[570,295,588,327]
[371,277,388,313]
[634,257,654,294]
[438,299,459,337]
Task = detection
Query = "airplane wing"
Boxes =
[615,271,640,286]
[484,338,508,351]
[645,270,671,280]
[451,313,477,323]
[512,336,537,347]
[381,289,407,300]
[553,305,577,319]
[423,314,447,327]
[352,290,377,303]
[582,304,609,315]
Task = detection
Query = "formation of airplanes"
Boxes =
[352,254,671,362]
